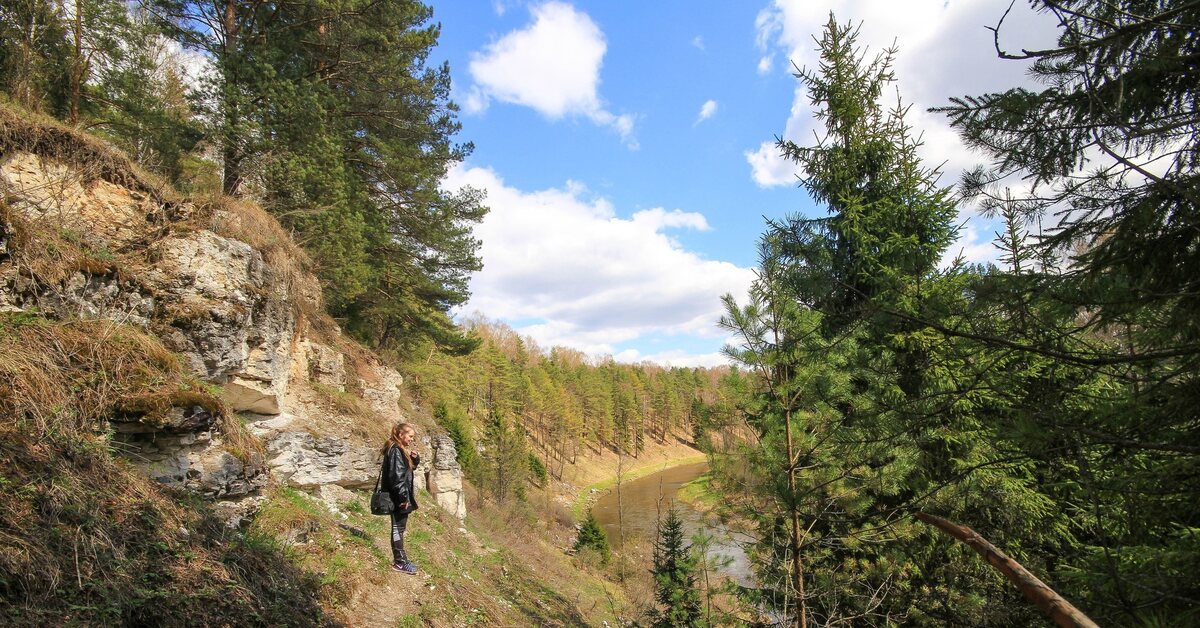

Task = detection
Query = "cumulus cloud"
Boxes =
[465,2,636,146]
[443,164,755,365]
[746,141,796,187]
[757,55,774,75]
[613,349,732,369]
[695,100,718,125]
[747,0,1060,188]
[746,83,809,187]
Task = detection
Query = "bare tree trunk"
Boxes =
[221,0,242,196]
[69,0,82,124]
[915,512,1099,628]
[785,405,807,628]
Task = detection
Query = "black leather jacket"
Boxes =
[383,445,420,513]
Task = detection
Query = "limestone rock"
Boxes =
[145,230,295,414]
[111,404,217,434]
[314,484,359,513]
[0,151,161,249]
[303,340,346,391]
[267,431,376,489]
[212,494,268,528]
[34,271,156,327]
[113,430,268,499]
[427,435,466,520]
[361,363,404,418]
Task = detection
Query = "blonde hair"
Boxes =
[381,422,416,465]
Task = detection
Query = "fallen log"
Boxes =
[915,511,1099,628]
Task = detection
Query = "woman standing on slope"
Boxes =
[382,422,420,574]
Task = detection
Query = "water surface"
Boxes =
[592,460,754,587]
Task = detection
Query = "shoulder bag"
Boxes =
[369,454,394,516]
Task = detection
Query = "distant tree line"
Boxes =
[716,3,1198,626]
[0,0,486,354]
[404,317,733,500]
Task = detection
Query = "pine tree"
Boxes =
[650,506,702,628]
[149,0,487,354]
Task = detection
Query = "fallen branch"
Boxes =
[915,511,1099,628]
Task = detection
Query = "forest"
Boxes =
[2,0,1197,626]
[404,317,732,493]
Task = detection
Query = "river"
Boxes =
[591,460,756,587]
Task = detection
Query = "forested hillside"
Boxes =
[401,317,732,495]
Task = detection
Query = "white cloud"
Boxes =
[444,164,755,363]
[746,141,796,187]
[748,0,1060,190]
[757,55,774,75]
[632,207,711,232]
[614,349,732,369]
[695,100,718,125]
[942,220,1001,268]
[692,35,705,51]
[465,2,636,146]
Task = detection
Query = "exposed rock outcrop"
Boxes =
[110,405,269,498]
[145,229,296,416]
[266,431,378,489]
[427,434,467,520]
[0,132,467,524]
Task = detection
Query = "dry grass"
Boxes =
[0,313,330,626]
[0,99,173,202]
[0,197,129,288]
[0,313,261,459]
[204,196,327,325]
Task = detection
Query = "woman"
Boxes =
[381,422,421,574]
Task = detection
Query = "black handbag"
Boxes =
[369,459,393,516]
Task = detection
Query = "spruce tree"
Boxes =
[723,16,1060,626]
[934,1,1200,620]
[650,506,702,628]
[575,510,611,565]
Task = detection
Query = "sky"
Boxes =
[429,0,1060,367]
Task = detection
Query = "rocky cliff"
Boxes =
[0,108,465,524]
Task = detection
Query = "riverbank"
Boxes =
[562,438,707,518]
[674,471,718,512]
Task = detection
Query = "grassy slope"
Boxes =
[0,315,638,626]
[0,315,332,627]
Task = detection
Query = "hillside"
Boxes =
[0,103,693,626]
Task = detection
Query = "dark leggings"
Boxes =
[390,510,410,564]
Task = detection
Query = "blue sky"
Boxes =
[431,0,1058,366]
